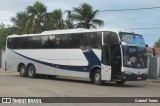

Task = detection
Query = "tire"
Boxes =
[93,69,104,85]
[116,81,125,85]
[19,65,27,77]
[27,65,36,78]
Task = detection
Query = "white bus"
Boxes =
[5,29,148,85]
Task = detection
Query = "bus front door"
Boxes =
[110,44,122,79]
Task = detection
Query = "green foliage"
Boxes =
[65,10,74,29]
[72,3,104,29]
[51,9,65,29]
[11,12,29,34]
[25,1,47,34]
[10,1,104,33]
[0,23,18,50]
[154,38,160,47]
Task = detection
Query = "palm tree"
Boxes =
[43,13,56,30]
[65,10,74,29]
[11,12,29,34]
[51,9,65,29]
[73,3,104,29]
[25,1,47,33]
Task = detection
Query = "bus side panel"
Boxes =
[6,49,101,79]
[6,48,19,72]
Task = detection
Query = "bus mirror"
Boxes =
[121,41,127,46]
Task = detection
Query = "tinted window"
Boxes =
[104,32,119,45]
[42,35,55,48]
[7,37,21,49]
[7,38,13,49]
[54,34,69,48]
[102,45,111,65]
[28,36,42,49]
[68,34,81,48]
[7,36,42,49]
[7,32,102,49]
[85,32,102,49]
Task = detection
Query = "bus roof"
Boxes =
[7,28,138,38]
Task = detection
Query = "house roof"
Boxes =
[147,47,160,54]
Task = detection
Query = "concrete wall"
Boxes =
[149,57,160,79]
[0,51,5,68]
[0,51,2,67]
[159,57,160,78]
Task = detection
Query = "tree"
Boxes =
[43,13,56,30]
[11,2,105,33]
[11,12,29,34]
[0,23,18,50]
[51,9,65,29]
[65,10,74,29]
[154,38,160,47]
[72,3,104,29]
[25,1,47,33]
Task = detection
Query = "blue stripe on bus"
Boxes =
[12,50,101,72]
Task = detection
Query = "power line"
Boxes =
[103,17,160,21]
[99,6,160,12]
[124,27,160,30]
[107,23,160,28]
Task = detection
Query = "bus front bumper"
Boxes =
[114,72,148,81]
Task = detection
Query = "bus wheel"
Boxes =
[19,65,27,77]
[116,81,125,85]
[93,69,104,85]
[27,65,36,78]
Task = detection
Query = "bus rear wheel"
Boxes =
[93,69,104,85]
[27,65,36,78]
[19,65,27,77]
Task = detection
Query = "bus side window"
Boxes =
[42,35,55,48]
[55,34,69,48]
[85,32,102,50]
[68,34,81,48]
[7,38,13,49]
[28,36,42,49]
[20,37,29,49]
[104,32,119,45]
[14,38,21,49]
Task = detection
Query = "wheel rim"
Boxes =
[95,73,100,82]
[20,67,25,74]
[28,67,34,76]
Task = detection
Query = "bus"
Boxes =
[5,29,148,85]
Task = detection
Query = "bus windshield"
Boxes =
[123,46,148,68]
[119,32,145,47]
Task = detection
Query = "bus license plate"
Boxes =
[137,77,141,80]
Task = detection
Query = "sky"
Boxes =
[0,0,160,47]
